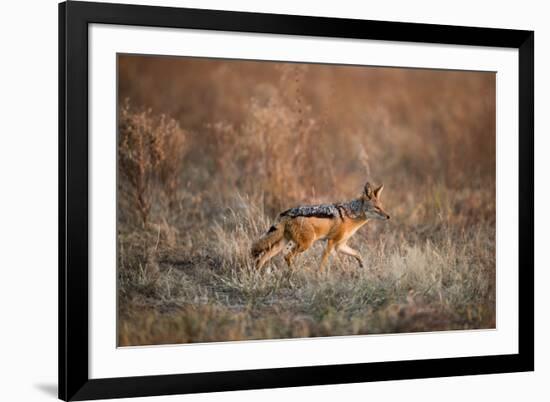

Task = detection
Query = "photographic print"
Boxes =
[116,54,496,347]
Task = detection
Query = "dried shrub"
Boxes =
[209,65,322,214]
[118,100,188,225]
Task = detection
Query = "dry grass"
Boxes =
[117,56,496,346]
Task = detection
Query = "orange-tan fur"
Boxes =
[251,182,390,270]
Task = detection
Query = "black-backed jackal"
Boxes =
[251,182,390,270]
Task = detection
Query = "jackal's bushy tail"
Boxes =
[251,221,286,258]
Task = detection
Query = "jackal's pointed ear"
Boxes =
[374,184,384,199]
[364,182,373,199]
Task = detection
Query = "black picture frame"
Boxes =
[59,1,534,400]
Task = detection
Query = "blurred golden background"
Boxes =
[117,55,496,346]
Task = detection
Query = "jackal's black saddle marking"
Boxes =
[280,204,341,219]
[280,198,365,220]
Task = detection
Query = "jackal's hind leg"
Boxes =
[319,239,336,271]
[284,241,309,267]
[255,239,285,269]
[284,235,316,268]
[284,219,315,268]
[336,243,364,268]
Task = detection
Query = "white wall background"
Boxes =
[0,0,546,401]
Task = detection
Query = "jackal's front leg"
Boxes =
[336,243,364,268]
